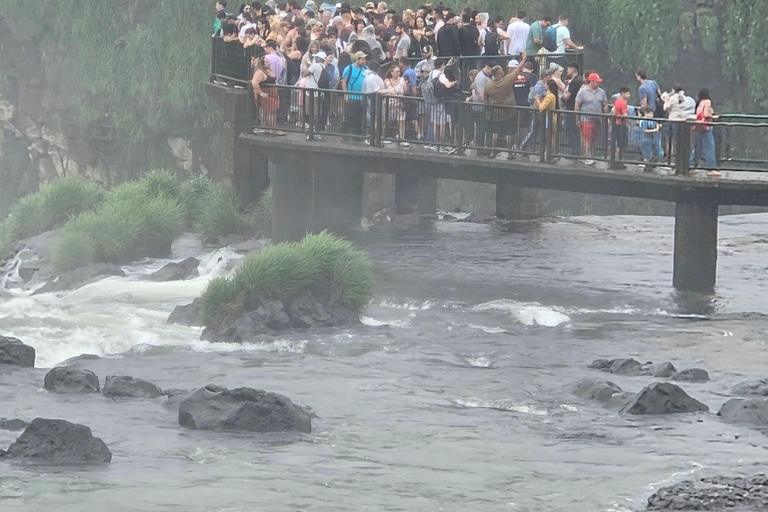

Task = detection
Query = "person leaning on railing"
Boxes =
[689,88,720,177]
[251,54,284,135]
[482,54,527,159]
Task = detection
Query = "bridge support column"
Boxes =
[395,175,437,215]
[270,161,314,243]
[313,166,364,231]
[496,184,541,219]
[673,194,718,291]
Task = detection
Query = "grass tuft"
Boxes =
[139,169,181,199]
[198,186,253,238]
[180,174,215,221]
[0,216,19,260]
[52,229,95,273]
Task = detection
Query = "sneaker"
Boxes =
[233,84,245,90]
[252,128,265,134]
[581,159,596,166]
[439,146,452,153]
[643,164,654,173]
[213,79,228,85]
[707,170,722,178]
[364,139,371,146]
[424,144,437,151]
[400,141,410,147]
[382,140,392,145]
[609,162,627,170]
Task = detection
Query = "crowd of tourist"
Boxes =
[211,0,721,174]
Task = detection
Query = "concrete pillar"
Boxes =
[495,184,541,219]
[673,194,719,291]
[395,174,437,215]
[362,173,395,216]
[313,166,364,231]
[270,161,314,243]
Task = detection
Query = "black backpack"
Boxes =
[317,66,331,90]
[408,35,421,59]
[484,30,500,56]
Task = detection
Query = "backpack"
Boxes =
[408,35,421,59]
[653,83,666,118]
[543,25,558,52]
[484,30,500,56]
[420,75,436,103]
[431,76,448,100]
[317,65,331,90]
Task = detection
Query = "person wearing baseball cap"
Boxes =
[507,59,519,69]
[365,1,375,11]
[575,71,608,164]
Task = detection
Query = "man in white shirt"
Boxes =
[506,11,529,58]
[304,51,327,89]
[238,13,258,42]
[554,14,583,55]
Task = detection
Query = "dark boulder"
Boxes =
[672,368,710,383]
[731,379,768,397]
[150,257,200,282]
[647,475,768,511]
[103,375,163,399]
[178,384,311,433]
[620,382,709,415]
[569,379,623,402]
[43,367,100,394]
[0,418,111,463]
[609,358,647,376]
[0,419,29,431]
[650,362,677,378]
[163,389,189,411]
[604,391,636,411]
[587,359,614,371]
[717,398,768,426]
[167,298,203,326]
[35,263,124,294]
[0,335,35,368]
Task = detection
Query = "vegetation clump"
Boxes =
[200,231,374,327]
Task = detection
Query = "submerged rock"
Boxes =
[717,398,768,426]
[0,335,35,368]
[167,298,203,326]
[731,379,768,397]
[0,418,111,463]
[569,379,623,402]
[163,389,189,411]
[103,375,163,398]
[178,384,312,433]
[587,359,614,371]
[609,358,647,376]
[604,391,636,411]
[34,263,125,294]
[672,368,710,383]
[620,382,709,415]
[647,475,768,511]
[650,362,677,378]
[43,367,100,394]
[150,257,200,282]
[0,419,29,431]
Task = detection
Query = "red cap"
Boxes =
[587,72,603,83]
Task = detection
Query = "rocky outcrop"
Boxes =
[620,383,709,415]
[569,379,623,402]
[34,263,124,294]
[588,358,686,379]
[609,358,647,376]
[0,335,35,367]
[717,398,768,426]
[0,418,111,463]
[731,379,768,397]
[0,419,29,431]
[150,257,200,282]
[43,367,100,394]
[167,299,203,326]
[604,391,636,411]
[647,475,768,511]
[178,385,312,433]
[103,375,163,399]
[672,369,709,383]
[202,288,359,343]
[650,362,677,378]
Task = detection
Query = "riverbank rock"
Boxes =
[163,389,189,411]
[202,288,359,343]
[34,263,124,294]
[650,362,677,378]
[167,298,203,326]
[0,335,35,367]
[103,375,163,398]
[587,359,613,371]
[717,398,768,426]
[178,384,312,433]
[609,358,648,376]
[672,368,710,383]
[0,418,111,463]
[150,257,200,282]
[620,382,709,415]
[731,379,768,397]
[570,379,623,402]
[604,391,636,411]
[0,419,29,431]
[647,475,768,511]
[43,367,100,394]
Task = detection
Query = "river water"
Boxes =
[2,213,768,512]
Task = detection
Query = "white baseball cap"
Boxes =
[314,51,328,60]
[507,59,519,67]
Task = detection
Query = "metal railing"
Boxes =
[211,37,256,85]
[244,83,768,174]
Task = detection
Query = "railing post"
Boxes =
[538,111,547,163]
[307,89,315,141]
[211,37,217,80]
[608,114,617,168]
[456,102,466,155]
[370,94,381,147]
[675,120,690,175]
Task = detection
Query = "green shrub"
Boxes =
[0,216,19,260]
[52,229,95,272]
[180,174,215,221]
[107,181,147,205]
[140,169,181,199]
[198,186,253,238]
[7,193,45,239]
[252,186,272,234]
[200,231,375,327]
[135,196,185,256]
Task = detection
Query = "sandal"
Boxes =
[707,170,721,178]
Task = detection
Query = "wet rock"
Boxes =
[647,474,768,511]
[609,358,647,376]
[59,354,100,365]
[0,418,111,463]
[0,335,35,368]
[570,379,623,402]
[35,263,125,294]
[587,359,614,371]
[650,362,677,378]
[0,419,29,431]
[717,398,768,426]
[150,257,200,282]
[43,367,100,394]
[103,375,163,398]
[672,368,710,383]
[731,379,768,397]
[620,382,709,415]
[167,298,203,326]
[163,389,189,411]
[604,391,636,411]
[178,384,312,433]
